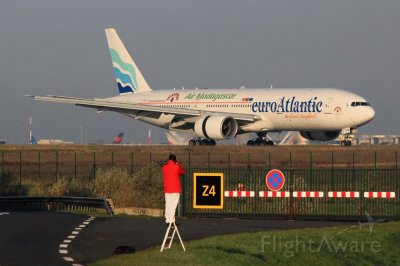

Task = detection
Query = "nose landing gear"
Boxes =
[340,128,352,146]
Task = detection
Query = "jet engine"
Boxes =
[300,130,341,141]
[194,116,238,140]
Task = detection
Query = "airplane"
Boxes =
[29,28,375,146]
[112,132,124,144]
[31,136,38,145]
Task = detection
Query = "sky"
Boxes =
[0,0,399,144]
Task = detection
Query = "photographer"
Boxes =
[162,154,185,225]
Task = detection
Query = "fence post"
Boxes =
[310,152,313,190]
[331,152,334,189]
[94,152,96,179]
[352,151,356,185]
[269,152,271,169]
[396,151,398,169]
[248,153,250,169]
[111,152,114,167]
[1,151,3,194]
[55,151,59,181]
[74,152,77,178]
[188,152,191,173]
[374,151,377,169]
[209,152,211,169]
[38,151,41,178]
[19,151,22,194]
[131,151,134,175]
[228,153,231,172]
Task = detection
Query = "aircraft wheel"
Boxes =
[195,139,202,146]
[247,140,254,146]
[267,140,275,146]
[189,140,195,146]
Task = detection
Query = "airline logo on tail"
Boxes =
[112,132,124,144]
[109,48,138,94]
[31,136,38,145]
[105,28,152,95]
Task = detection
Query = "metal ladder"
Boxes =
[160,222,186,252]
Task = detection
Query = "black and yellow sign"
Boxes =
[193,173,224,209]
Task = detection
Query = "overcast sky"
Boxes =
[0,0,399,144]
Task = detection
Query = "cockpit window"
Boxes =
[351,102,371,107]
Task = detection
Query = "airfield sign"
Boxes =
[193,173,224,209]
[266,169,285,191]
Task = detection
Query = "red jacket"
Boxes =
[162,160,185,193]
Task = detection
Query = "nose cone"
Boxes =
[361,106,375,125]
[367,106,375,122]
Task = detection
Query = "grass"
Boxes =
[90,221,400,266]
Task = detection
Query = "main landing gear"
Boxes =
[247,132,275,146]
[189,137,216,146]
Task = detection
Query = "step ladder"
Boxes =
[160,222,186,252]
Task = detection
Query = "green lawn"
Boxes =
[90,221,400,266]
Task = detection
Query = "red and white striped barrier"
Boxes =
[363,192,395,199]
[292,191,324,198]
[224,191,255,197]
[259,191,290,198]
[328,191,360,198]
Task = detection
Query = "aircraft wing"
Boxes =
[30,95,260,123]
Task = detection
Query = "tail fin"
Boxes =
[105,28,152,94]
[31,136,38,145]
[112,132,124,144]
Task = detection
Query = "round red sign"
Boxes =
[266,169,285,191]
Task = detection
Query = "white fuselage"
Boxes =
[105,88,375,134]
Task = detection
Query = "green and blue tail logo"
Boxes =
[105,28,152,94]
[109,48,138,94]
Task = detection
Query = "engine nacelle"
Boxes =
[300,130,341,141]
[194,116,238,140]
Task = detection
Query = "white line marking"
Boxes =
[63,257,74,262]
[59,216,95,266]
[0,212,10,216]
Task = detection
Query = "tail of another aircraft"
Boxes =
[112,132,124,144]
[105,28,152,95]
[31,136,38,145]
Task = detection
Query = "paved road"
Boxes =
[0,212,355,265]
[0,212,87,266]
[69,216,354,264]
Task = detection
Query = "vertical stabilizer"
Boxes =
[105,28,152,94]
